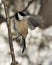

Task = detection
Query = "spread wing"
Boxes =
[27,15,45,30]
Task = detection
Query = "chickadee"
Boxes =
[0,12,45,53]
[13,11,45,53]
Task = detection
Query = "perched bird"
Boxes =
[0,11,45,53]
[13,11,45,53]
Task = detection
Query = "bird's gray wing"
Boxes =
[27,15,45,30]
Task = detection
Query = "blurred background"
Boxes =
[0,0,52,65]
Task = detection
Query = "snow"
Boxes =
[44,26,52,36]
[0,0,1,3]
[0,21,52,65]
[0,0,52,65]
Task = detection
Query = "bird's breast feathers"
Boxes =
[15,18,28,38]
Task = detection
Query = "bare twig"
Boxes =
[23,0,34,12]
[13,34,21,41]
[3,0,18,65]
[0,14,15,24]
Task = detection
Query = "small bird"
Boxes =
[13,11,45,53]
[0,11,45,53]
[0,10,45,53]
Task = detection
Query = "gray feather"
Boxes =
[27,15,45,30]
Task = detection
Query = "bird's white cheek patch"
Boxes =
[18,13,24,20]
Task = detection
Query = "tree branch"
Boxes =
[23,0,34,12]
[0,14,15,24]
[3,0,18,65]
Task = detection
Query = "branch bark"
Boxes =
[23,0,34,12]
[3,1,18,65]
[0,14,14,24]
